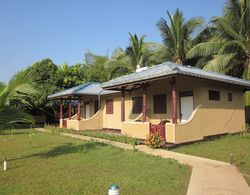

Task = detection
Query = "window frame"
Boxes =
[106,99,113,114]
[208,90,220,101]
[153,94,167,114]
[94,100,99,113]
[228,93,233,102]
[132,96,143,114]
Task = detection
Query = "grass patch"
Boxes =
[172,133,250,185]
[45,126,139,146]
[0,129,191,194]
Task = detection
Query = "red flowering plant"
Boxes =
[145,131,165,149]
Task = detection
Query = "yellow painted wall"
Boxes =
[102,94,122,129]
[79,110,103,130]
[66,110,103,131]
[166,123,175,143]
[173,106,245,144]
[166,81,246,144]
[122,122,150,139]
[67,119,79,130]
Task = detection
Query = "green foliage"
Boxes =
[229,152,245,167]
[145,132,165,149]
[57,63,86,88]
[126,33,147,67]
[188,0,250,78]
[80,130,139,145]
[157,9,204,64]
[105,34,167,79]
[45,126,139,145]
[24,59,60,109]
[0,72,35,130]
[83,53,110,82]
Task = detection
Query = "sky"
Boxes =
[0,0,226,83]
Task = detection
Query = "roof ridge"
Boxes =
[72,82,93,93]
[102,62,173,84]
[102,61,250,88]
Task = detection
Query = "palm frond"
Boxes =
[212,17,242,40]
[203,53,237,73]
[187,41,224,59]
[0,82,5,95]
[218,40,246,54]
[184,17,204,37]
[0,106,34,130]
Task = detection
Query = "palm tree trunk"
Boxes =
[175,58,183,65]
[244,35,250,80]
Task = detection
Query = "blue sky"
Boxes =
[0,0,226,83]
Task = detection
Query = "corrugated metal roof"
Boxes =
[47,82,118,99]
[102,61,250,89]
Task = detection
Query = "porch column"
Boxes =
[73,98,76,115]
[68,97,72,119]
[77,96,81,120]
[142,85,147,122]
[98,94,101,110]
[82,97,85,119]
[60,98,63,119]
[121,89,125,122]
[171,77,177,124]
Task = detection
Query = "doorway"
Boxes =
[85,103,90,119]
[179,91,194,122]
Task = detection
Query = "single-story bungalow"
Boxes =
[48,62,250,144]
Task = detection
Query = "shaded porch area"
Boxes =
[48,82,118,131]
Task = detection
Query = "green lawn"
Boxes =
[172,134,250,185]
[0,130,191,195]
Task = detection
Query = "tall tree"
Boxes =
[0,71,35,130]
[24,59,60,110]
[84,52,110,82]
[188,0,250,78]
[56,63,86,89]
[157,9,204,65]
[126,33,147,68]
[106,34,167,79]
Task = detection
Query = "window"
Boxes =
[228,93,232,102]
[132,96,142,114]
[209,90,220,101]
[94,100,99,113]
[153,94,167,114]
[106,99,113,114]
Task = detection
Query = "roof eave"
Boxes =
[102,73,178,90]
[102,71,250,90]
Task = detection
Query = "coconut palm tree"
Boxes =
[106,33,166,79]
[157,9,204,65]
[188,0,250,78]
[0,72,36,130]
[126,33,148,68]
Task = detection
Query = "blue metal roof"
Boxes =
[48,82,118,99]
[102,61,250,89]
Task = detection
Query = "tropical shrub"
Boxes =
[145,132,165,149]
[0,71,36,130]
